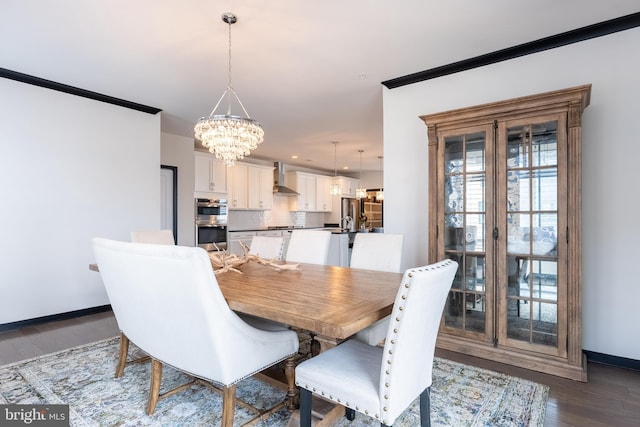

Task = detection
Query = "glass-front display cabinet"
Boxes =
[421,85,591,381]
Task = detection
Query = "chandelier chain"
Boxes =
[226,17,232,114]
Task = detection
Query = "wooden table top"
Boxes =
[216,262,403,340]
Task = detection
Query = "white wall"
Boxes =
[161,132,196,246]
[0,78,160,324]
[383,27,640,360]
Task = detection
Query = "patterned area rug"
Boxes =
[0,337,547,426]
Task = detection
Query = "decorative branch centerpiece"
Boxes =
[208,242,300,275]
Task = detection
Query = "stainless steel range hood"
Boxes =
[273,162,299,196]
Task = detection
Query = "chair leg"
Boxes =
[146,359,163,415]
[420,386,431,427]
[221,384,237,427]
[115,332,129,378]
[299,388,312,427]
[345,407,356,421]
[284,355,298,409]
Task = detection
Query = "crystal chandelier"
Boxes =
[356,149,366,199]
[376,156,384,201]
[194,13,264,166]
[329,141,342,196]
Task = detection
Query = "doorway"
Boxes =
[160,165,178,242]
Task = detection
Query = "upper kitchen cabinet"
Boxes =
[247,164,274,210]
[421,84,591,381]
[227,163,248,209]
[194,151,227,198]
[338,176,358,197]
[228,162,274,210]
[316,176,333,212]
[286,171,317,211]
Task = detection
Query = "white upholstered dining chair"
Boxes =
[249,235,284,260]
[92,238,299,426]
[285,229,331,265]
[350,233,404,346]
[295,259,457,427]
[130,229,175,245]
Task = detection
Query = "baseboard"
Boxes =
[0,305,112,333]
[585,350,640,372]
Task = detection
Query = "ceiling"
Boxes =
[2,1,638,173]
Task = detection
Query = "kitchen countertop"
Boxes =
[229,226,355,234]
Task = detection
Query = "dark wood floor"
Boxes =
[0,311,638,426]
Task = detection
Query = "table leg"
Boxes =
[311,335,341,356]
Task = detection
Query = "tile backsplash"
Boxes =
[228,197,326,230]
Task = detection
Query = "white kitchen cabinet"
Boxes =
[228,163,274,210]
[248,164,274,210]
[255,230,282,237]
[316,175,333,212]
[194,151,227,198]
[286,172,317,211]
[338,176,359,197]
[228,231,256,256]
[227,163,248,209]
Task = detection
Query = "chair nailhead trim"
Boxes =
[384,407,388,411]
[404,283,410,288]
[388,349,393,354]
[399,306,404,311]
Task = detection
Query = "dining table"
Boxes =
[216,261,403,426]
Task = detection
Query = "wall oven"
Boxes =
[194,198,228,251]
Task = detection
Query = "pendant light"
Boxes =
[329,141,342,196]
[376,156,384,201]
[194,13,264,166]
[356,149,366,199]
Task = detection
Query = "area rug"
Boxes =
[0,337,547,426]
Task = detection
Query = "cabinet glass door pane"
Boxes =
[504,120,559,347]
[443,131,486,334]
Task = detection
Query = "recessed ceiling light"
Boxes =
[291,155,298,159]
[343,166,349,170]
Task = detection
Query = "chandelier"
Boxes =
[194,13,264,166]
[329,141,342,196]
[356,149,366,199]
